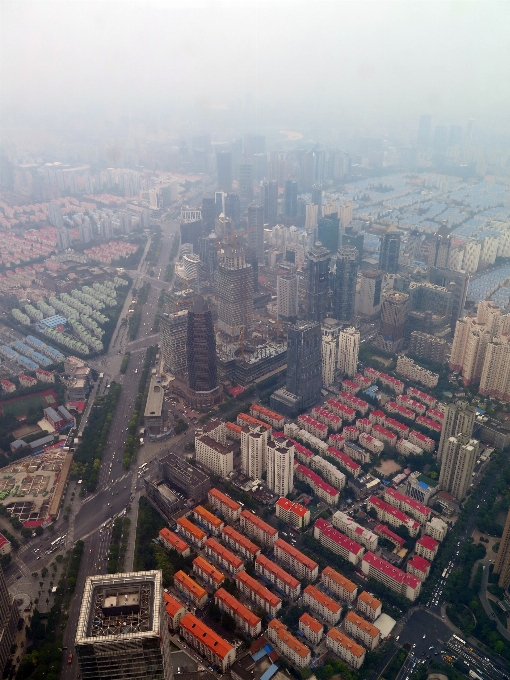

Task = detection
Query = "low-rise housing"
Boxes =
[369,410,386,425]
[274,538,319,581]
[255,554,301,600]
[179,613,236,672]
[344,441,371,464]
[384,417,410,439]
[321,566,357,603]
[176,516,207,548]
[299,612,324,646]
[384,488,431,524]
[193,556,225,589]
[386,402,415,422]
[356,418,372,433]
[367,496,420,537]
[344,610,380,650]
[159,528,191,557]
[326,446,361,477]
[396,439,423,457]
[406,554,431,581]
[295,464,339,505]
[221,525,261,560]
[408,430,435,452]
[326,628,366,669]
[205,537,244,576]
[371,424,397,447]
[358,433,384,455]
[407,387,436,407]
[174,570,208,607]
[275,497,310,528]
[342,425,358,441]
[208,488,242,523]
[235,570,281,616]
[396,394,426,415]
[356,591,382,621]
[193,505,224,536]
[266,619,311,669]
[313,519,365,565]
[415,535,439,561]
[214,588,261,637]
[331,511,378,551]
[164,592,186,631]
[425,517,448,542]
[311,456,346,490]
[297,414,328,440]
[396,355,439,388]
[249,404,285,430]
[415,415,442,433]
[373,524,405,550]
[361,552,421,601]
[240,510,278,547]
[303,584,342,625]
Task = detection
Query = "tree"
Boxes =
[35,525,43,536]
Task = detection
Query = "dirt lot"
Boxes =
[374,459,402,476]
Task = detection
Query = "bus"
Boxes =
[452,634,465,645]
[442,568,448,578]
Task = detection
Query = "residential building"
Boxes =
[479,335,510,403]
[174,570,208,607]
[307,242,330,324]
[195,435,234,478]
[180,613,235,672]
[207,488,241,523]
[160,310,188,377]
[303,584,342,625]
[326,628,365,670]
[396,356,439,388]
[249,404,285,430]
[338,327,359,377]
[326,446,361,478]
[494,508,510,589]
[331,511,378,551]
[274,538,319,581]
[221,526,260,561]
[235,571,281,616]
[344,611,380,650]
[294,465,339,505]
[299,613,324,646]
[437,402,476,462]
[449,316,492,386]
[406,473,439,506]
[255,554,301,600]
[383,488,431,525]
[439,434,479,500]
[159,528,190,558]
[356,591,382,621]
[275,497,310,528]
[334,246,358,325]
[425,517,448,542]
[311,456,346,490]
[313,519,365,565]
[164,592,186,631]
[192,506,223,536]
[214,588,261,637]
[240,510,278,547]
[176,517,207,549]
[241,426,268,479]
[277,273,299,320]
[75,571,172,680]
[266,438,294,496]
[409,331,448,364]
[205,538,244,576]
[262,179,278,228]
[321,566,357,603]
[406,555,431,581]
[187,296,221,408]
[366,496,420,536]
[361,552,421,601]
[284,180,298,218]
[357,269,383,320]
[415,535,439,562]
[193,556,225,589]
[266,619,311,669]
[158,452,211,502]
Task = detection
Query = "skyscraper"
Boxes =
[216,151,232,192]
[449,317,492,385]
[75,570,172,680]
[494,508,510,589]
[241,426,269,479]
[437,402,476,462]
[239,161,253,201]
[306,242,330,324]
[267,438,294,496]
[225,193,241,226]
[160,310,188,377]
[407,282,453,339]
[201,196,216,234]
[300,150,315,191]
[286,321,322,409]
[0,566,17,676]
[317,213,341,254]
[262,179,278,227]
[357,270,383,320]
[428,227,451,269]
[338,327,360,378]
[311,184,322,215]
[378,226,401,274]
[277,273,298,320]
[187,296,220,407]
[428,266,469,331]
[321,318,341,388]
[333,246,358,325]
[247,203,265,264]
[217,244,254,338]
[439,434,479,501]
[479,336,510,403]
[48,200,64,228]
[376,290,409,353]
[284,180,298,218]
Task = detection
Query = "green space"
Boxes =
[380,648,408,680]
[120,352,131,374]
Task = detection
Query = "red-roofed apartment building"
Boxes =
[415,535,439,561]
[361,552,421,601]
[275,497,310,528]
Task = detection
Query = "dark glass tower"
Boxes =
[284,180,298,218]
[378,226,401,274]
[333,246,358,325]
[306,241,330,324]
[286,321,322,409]
[216,151,232,192]
[187,296,218,394]
[247,203,264,264]
[262,179,278,227]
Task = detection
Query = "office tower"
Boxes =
[306,242,330,324]
[407,282,453,339]
[417,115,432,147]
[338,327,359,378]
[277,273,298,320]
[160,310,188,377]
[439,434,479,501]
[239,161,253,201]
[494,508,510,589]
[342,231,364,265]
[300,150,315,192]
[437,402,476,462]
[428,227,451,269]
[216,151,232,192]
[339,200,353,230]
[180,218,203,251]
[333,246,358,325]
[267,438,294,496]
[75,570,172,680]
[224,193,241,227]
[284,180,298,218]
[247,204,264,263]
[428,267,469,330]
[0,566,17,676]
[378,226,401,274]
[187,296,219,405]
[357,270,383,320]
[214,190,226,217]
[478,335,510,403]
[376,291,409,353]
[201,197,216,234]
[241,426,269,479]
[57,228,71,250]
[318,213,341,254]
[449,317,491,385]
[409,331,448,364]
[217,244,254,338]
[434,125,449,152]
[312,184,322,215]
[48,200,63,228]
[262,179,278,227]
[286,321,323,409]
[244,246,259,294]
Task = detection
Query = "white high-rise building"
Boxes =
[241,426,268,479]
[479,336,510,403]
[277,273,298,320]
[322,337,337,388]
[267,438,294,496]
[357,270,383,320]
[439,435,479,501]
[338,327,359,377]
[305,204,318,229]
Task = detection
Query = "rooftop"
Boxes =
[275,538,318,571]
[322,566,357,593]
[180,613,233,660]
[304,584,341,613]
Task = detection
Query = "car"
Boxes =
[423,634,426,639]
[90,549,92,553]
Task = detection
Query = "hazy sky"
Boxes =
[2,1,510,130]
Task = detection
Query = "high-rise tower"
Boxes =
[378,226,401,274]
[247,203,265,264]
[338,327,360,378]
[262,179,278,228]
[267,438,294,496]
[437,402,476,462]
[306,241,330,324]
[286,321,322,409]
[277,273,298,320]
[216,151,232,192]
[217,244,254,338]
[0,566,17,676]
[439,434,479,501]
[376,290,409,353]
[494,508,510,589]
[284,180,298,218]
[333,246,358,325]
[160,310,188,377]
[187,296,220,408]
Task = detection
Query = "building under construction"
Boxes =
[75,571,172,680]
[216,243,254,339]
[217,342,287,386]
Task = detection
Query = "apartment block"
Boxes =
[326,628,365,670]
[311,456,346,490]
[205,538,244,576]
[299,613,324,646]
[214,588,261,637]
[396,394,427,415]
[235,571,282,617]
[193,505,224,536]
[159,528,190,557]
[176,516,207,548]
[396,356,439,388]
[344,611,380,650]
[303,584,342,625]
[409,430,435,453]
[331,511,378,551]
[361,552,421,602]
[356,418,372,433]
[179,614,236,673]
[164,592,186,631]
[415,535,439,561]
[221,526,261,561]
[193,556,225,589]
[207,488,241,523]
[255,554,300,599]
[240,510,278,547]
[297,415,328,440]
[275,497,310,528]
[266,619,311,669]
[356,591,382,621]
[406,554,431,581]
[366,496,420,537]
[371,424,397,447]
[326,446,361,477]
[174,570,208,607]
[358,433,384,455]
[321,566,358,603]
[195,435,234,478]
[384,488,432,524]
[374,524,405,550]
[425,517,448,542]
[274,538,319,581]
[294,465,339,505]
[249,404,285,430]
[384,417,410,439]
[313,519,365,565]
[396,439,423,457]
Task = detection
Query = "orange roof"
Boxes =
[322,566,357,594]
[237,413,271,430]
[180,613,233,660]
[194,505,223,528]
[255,555,300,590]
[193,556,225,585]
[177,516,207,541]
[304,585,341,613]
[159,528,189,553]
[241,510,277,536]
[215,588,261,628]
[236,571,281,607]
[345,611,380,639]
[221,526,260,556]
[275,497,309,518]
[164,591,185,618]
[268,620,310,659]
[250,404,284,422]
[225,421,242,434]
[208,488,241,512]
[275,539,318,571]
[357,590,382,611]
[327,628,365,658]
[299,612,323,634]
[174,570,206,600]
[206,538,244,570]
